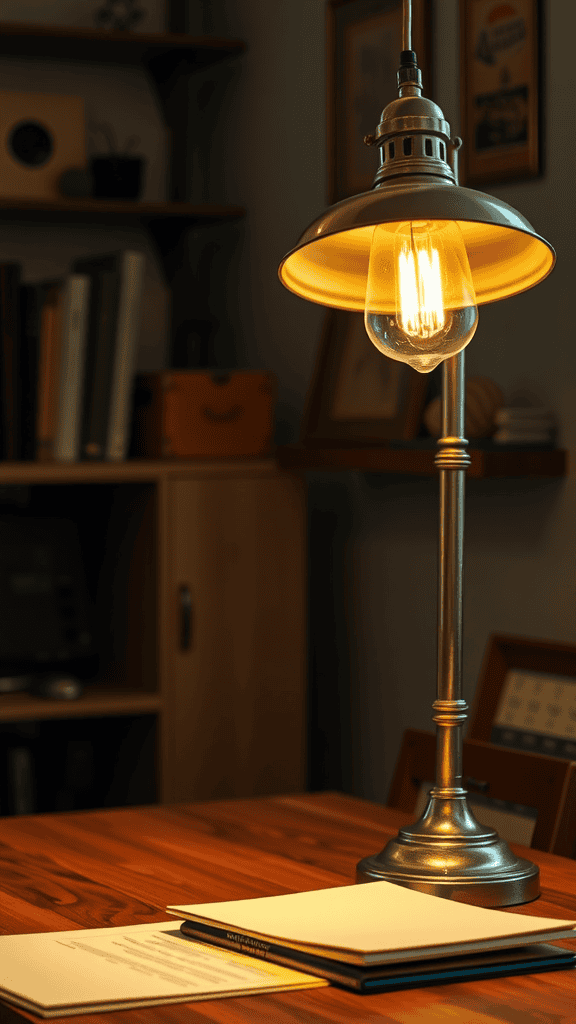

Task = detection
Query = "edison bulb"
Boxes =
[364,220,479,373]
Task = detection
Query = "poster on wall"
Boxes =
[1,1,166,33]
[460,0,542,187]
[327,0,432,203]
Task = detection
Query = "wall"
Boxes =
[216,0,327,440]
[219,0,576,800]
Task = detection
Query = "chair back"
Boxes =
[387,728,576,857]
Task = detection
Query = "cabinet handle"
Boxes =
[179,585,192,650]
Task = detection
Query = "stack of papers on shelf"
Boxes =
[493,406,556,445]
[168,880,576,993]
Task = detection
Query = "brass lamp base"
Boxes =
[356,795,540,907]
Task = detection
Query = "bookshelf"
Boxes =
[0,21,248,330]
[0,199,246,278]
[0,27,307,814]
[0,458,307,811]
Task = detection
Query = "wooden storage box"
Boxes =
[132,371,276,458]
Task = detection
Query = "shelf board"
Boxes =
[0,687,162,722]
[0,456,279,486]
[0,198,245,221]
[277,445,568,479]
[0,199,246,276]
[0,22,246,72]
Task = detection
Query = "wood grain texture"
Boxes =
[162,473,307,803]
[0,793,575,1023]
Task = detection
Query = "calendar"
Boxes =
[492,669,576,759]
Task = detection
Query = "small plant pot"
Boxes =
[91,156,144,200]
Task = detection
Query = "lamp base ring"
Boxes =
[356,838,540,907]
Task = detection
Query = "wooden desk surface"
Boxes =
[0,791,575,1023]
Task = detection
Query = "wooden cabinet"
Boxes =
[0,460,307,810]
[161,471,307,802]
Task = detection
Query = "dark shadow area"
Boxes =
[0,714,157,815]
[307,476,355,793]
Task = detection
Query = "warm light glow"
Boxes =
[364,220,479,373]
[398,241,446,338]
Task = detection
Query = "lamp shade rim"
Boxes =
[278,181,555,310]
[281,180,554,258]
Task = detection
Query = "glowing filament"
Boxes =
[398,244,446,339]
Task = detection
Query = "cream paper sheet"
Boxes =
[0,921,327,1017]
[167,880,576,965]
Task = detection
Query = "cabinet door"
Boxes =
[161,470,307,803]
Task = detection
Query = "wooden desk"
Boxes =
[0,792,575,1023]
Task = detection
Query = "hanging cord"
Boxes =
[402,0,412,52]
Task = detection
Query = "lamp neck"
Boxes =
[365,50,456,189]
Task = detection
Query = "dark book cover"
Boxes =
[35,281,65,462]
[19,284,44,461]
[72,257,120,460]
[0,263,22,460]
[179,922,575,993]
[73,250,145,461]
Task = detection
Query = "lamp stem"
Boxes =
[433,138,468,794]
[433,354,469,794]
[402,0,412,52]
[357,348,540,902]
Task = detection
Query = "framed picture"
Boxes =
[302,310,428,444]
[460,0,542,187]
[327,0,433,202]
[467,634,576,761]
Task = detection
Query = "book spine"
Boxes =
[178,921,362,989]
[53,276,91,462]
[36,283,64,462]
[0,263,21,460]
[105,251,145,461]
[18,285,43,461]
[81,269,119,460]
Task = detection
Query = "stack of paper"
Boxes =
[0,882,574,1012]
[0,921,327,1018]
[168,880,576,993]
[493,406,556,445]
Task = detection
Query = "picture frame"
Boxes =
[467,634,576,761]
[327,0,433,203]
[460,0,542,187]
[301,310,428,444]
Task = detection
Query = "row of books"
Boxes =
[0,250,145,462]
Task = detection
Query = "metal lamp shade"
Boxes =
[279,181,555,311]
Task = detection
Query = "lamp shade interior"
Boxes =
[279,184,555,311]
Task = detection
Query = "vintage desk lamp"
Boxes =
[279,0,554,907]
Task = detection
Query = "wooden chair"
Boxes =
[387,728,576,858]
